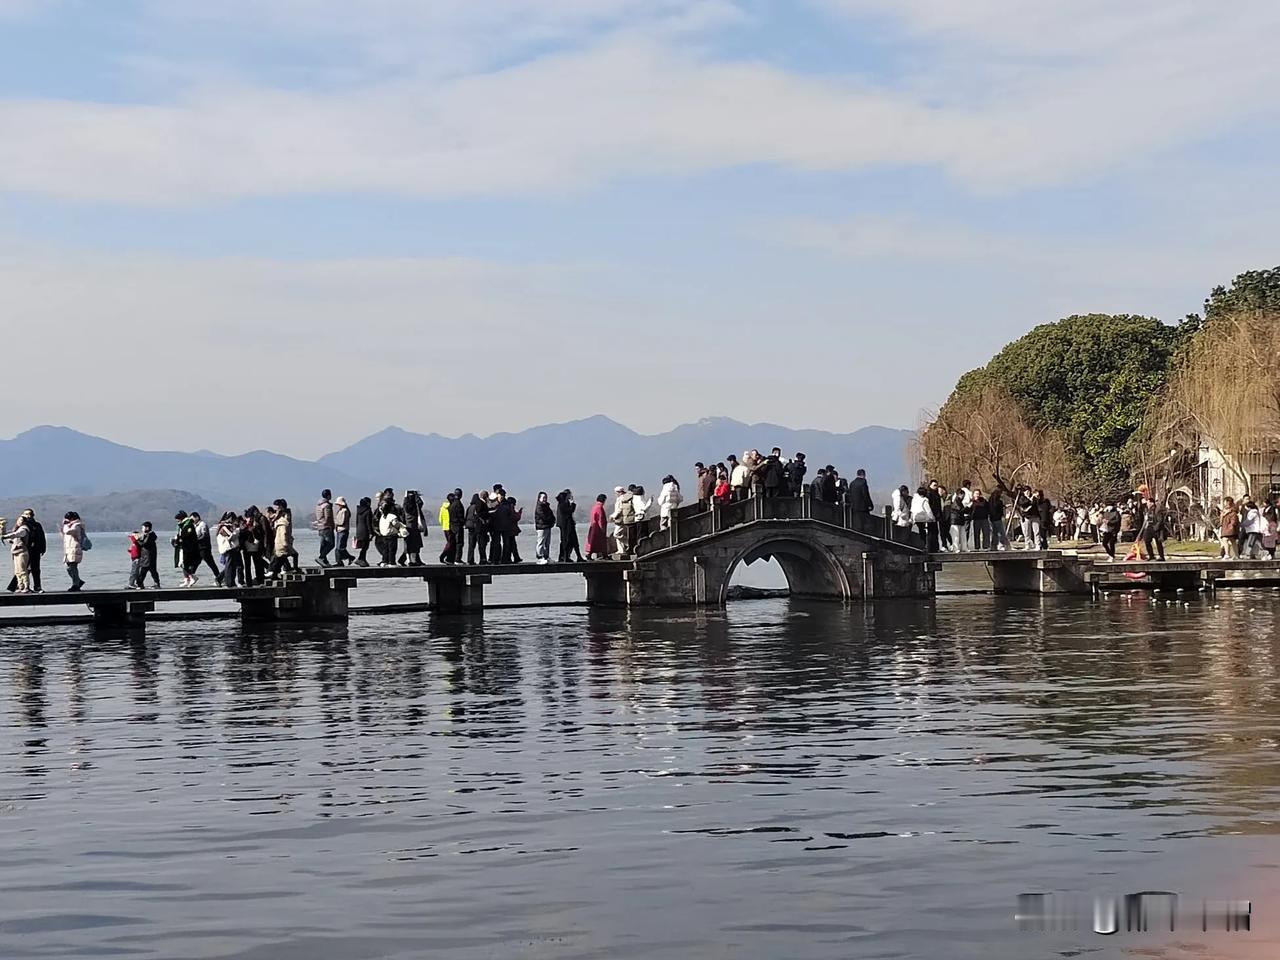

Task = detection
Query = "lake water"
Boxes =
[2,586,1278,959]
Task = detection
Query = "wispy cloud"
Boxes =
[1,1,1277,205]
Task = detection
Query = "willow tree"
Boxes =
[1153,306,1280,490]
[919,381,1069,496]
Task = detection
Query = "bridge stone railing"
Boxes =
[631,491,923,558]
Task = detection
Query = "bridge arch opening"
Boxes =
[719,537,852,605]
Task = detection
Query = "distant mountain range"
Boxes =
[0,418,913,517]
[0,490,219,534]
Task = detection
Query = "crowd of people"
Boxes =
[11,451,1279,594]
[889,480,1185,561]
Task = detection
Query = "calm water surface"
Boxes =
[2,595,1279,959]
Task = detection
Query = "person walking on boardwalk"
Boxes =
[353,496,374,567]
[242,507,267,583]
[612,486,636,557]
[314,489,336,566]
[695,463,714,511]
[191,512,224,585]
[61,511,87,591]
[556,490,585,562]
[465,493,490,565]
[399,490,426,566]
[729,454,747,502]
[1100,502,1121,560]
[334,496,354,566]
[138,521,160,586]
[910,485,937,551]
[632,485,652,525]
[1035,490,1053,550]
[174,511,202,586]
[786,453,807,497]
[217,512,245,587]
[1016,487,1037,550]
[1219,497,1240,559]
[891,484,912,531]
[439,492,460,564]
[3,516,32,593]
[127,528,145,589]
[658,475,683,529]
[376,499,402,567]
[1140,495,1167,561]
[759,449,786,498]
[987,488,1007,550]
[6,509,45,593]
[1241,496,1264,559]
[534,492,555,564]
[586,494,609,559]
[713,466,731,503]
[969,490,990,550]
[507,497,525,563]
[948,489,970,552]
[266,504,290,578]
[848,468,874,527]
[278,499,301,572]
[448,490,466,563]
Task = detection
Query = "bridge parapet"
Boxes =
[626,515,931,607]
[633,495,922,560]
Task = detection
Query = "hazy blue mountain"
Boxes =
[319,416,914,503]
[0,426,367,505]
[0,418,914,513]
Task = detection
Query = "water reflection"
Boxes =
[0,596,1277,959]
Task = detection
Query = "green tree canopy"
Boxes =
[937,314,1191,497]
[1204,265,1280,321]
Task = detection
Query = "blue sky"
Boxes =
[2,0,1278,458]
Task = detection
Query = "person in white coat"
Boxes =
[910,485,938,552]
[61,511,86,591]
[891,484,913,528]
[658,476,683,529]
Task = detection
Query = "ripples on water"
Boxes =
[1,594,1278,959]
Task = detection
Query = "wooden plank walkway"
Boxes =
[0,585,283,608]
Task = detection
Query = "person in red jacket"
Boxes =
[127,530,145,589]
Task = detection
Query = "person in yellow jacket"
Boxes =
[438,492,459,565]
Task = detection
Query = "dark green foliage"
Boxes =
[939,314,1192,497]
[1204,266,1280,321]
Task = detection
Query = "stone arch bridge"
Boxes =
[582,494,933,607]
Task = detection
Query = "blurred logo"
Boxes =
[1016,892,1251,935]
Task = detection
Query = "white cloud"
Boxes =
[0,1,1277,204]
[770,211,1280,321]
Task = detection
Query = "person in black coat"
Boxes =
[987,490,1007,549]
[759,449,787,497]
[555,489,585,562]
[848,469,874,515]
[138,521,160,587]
[786,453,807,497]
[353,497,374,567]
[488,496,520,564]
[399,491,426,565]
[448,489,466,563]
[533,492,556,563]
[465,493,490,565]
[1035,490,1053,549]
[820,467,838,503]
